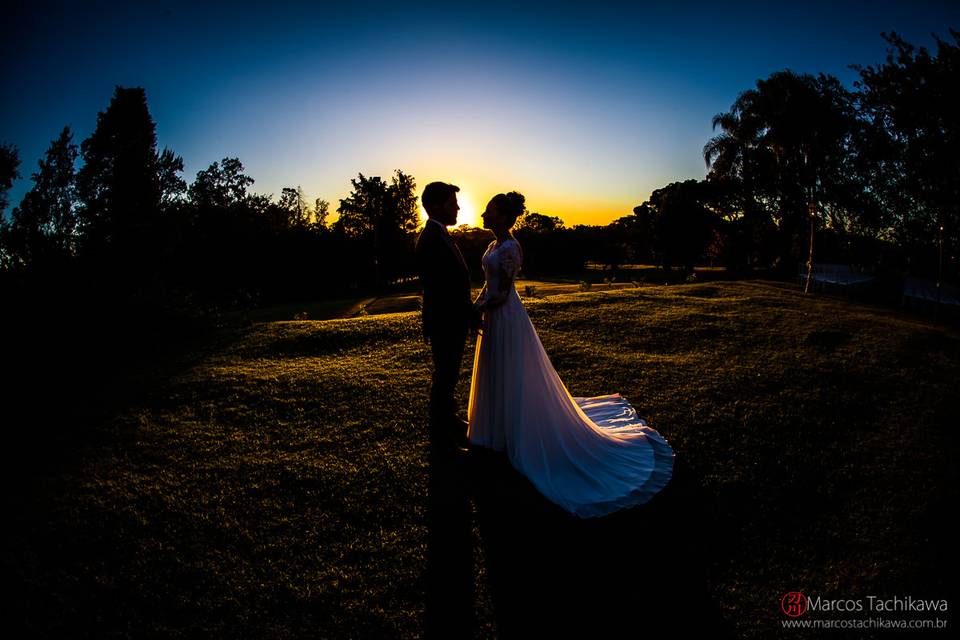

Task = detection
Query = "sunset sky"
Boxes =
[3,1,958,227]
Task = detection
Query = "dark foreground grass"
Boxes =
[5,281,959,638]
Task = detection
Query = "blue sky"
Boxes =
[3,1,958,226]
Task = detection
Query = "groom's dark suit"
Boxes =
[415,217,475,448]
[415,216,476,638]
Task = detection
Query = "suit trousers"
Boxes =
[427,327,469,448]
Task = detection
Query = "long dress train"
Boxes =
[467,237,674,518]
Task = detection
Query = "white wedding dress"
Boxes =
[467,237,675,518]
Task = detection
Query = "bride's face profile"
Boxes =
[481,201,504,232]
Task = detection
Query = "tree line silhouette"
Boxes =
[0,89,423,315]
[0,30,957,323]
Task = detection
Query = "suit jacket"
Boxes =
[415,219,473,341]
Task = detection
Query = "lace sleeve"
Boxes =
[501,240,522,278]
[482,241,521,310]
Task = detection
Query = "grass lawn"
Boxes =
[227,263,726,325]
[226,295,377,323]
[6,281,958,637]
[514,278,641,297]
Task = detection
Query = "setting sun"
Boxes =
[455,188,480,228]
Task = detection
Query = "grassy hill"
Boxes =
[6,281,958,638]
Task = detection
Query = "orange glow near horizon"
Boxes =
[454,188,480,228]
[335,168,647,231]
[406,183,637,230]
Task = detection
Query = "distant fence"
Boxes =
[798,264,960,319]
[798,263,875,293]
[902,276,960,311]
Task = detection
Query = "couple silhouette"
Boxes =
[415,181,708,638]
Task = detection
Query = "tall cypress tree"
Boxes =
[75,87,186,302]
[76,86,162,252]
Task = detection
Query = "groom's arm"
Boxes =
[469,285,486,334]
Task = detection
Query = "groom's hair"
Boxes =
[421,181,460,215]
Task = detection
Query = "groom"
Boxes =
[415,181,480,638]
[416,181,480,447]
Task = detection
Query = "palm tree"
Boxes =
[704,70,855,277]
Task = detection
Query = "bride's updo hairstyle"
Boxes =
[491,191,525,229]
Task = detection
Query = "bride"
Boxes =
[467,191,675,518]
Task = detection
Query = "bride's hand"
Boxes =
[470,302,485,335]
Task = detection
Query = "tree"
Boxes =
[622,205,656,265]
[157,147,186,207]
[641,180,718,275]
[516,212,564,233]
[0,143,22,269]
[853,30,960,282]
[336,170,419,288]
[2,127,79,269]
[704,70,859,274]
[336,171,419,236]
[313,198,329,229]
[0,143,20,214]
[279,186,309,226]
[187,157,255,209]
[76,86,164,251]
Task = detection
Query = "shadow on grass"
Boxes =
[466,447,736,638]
